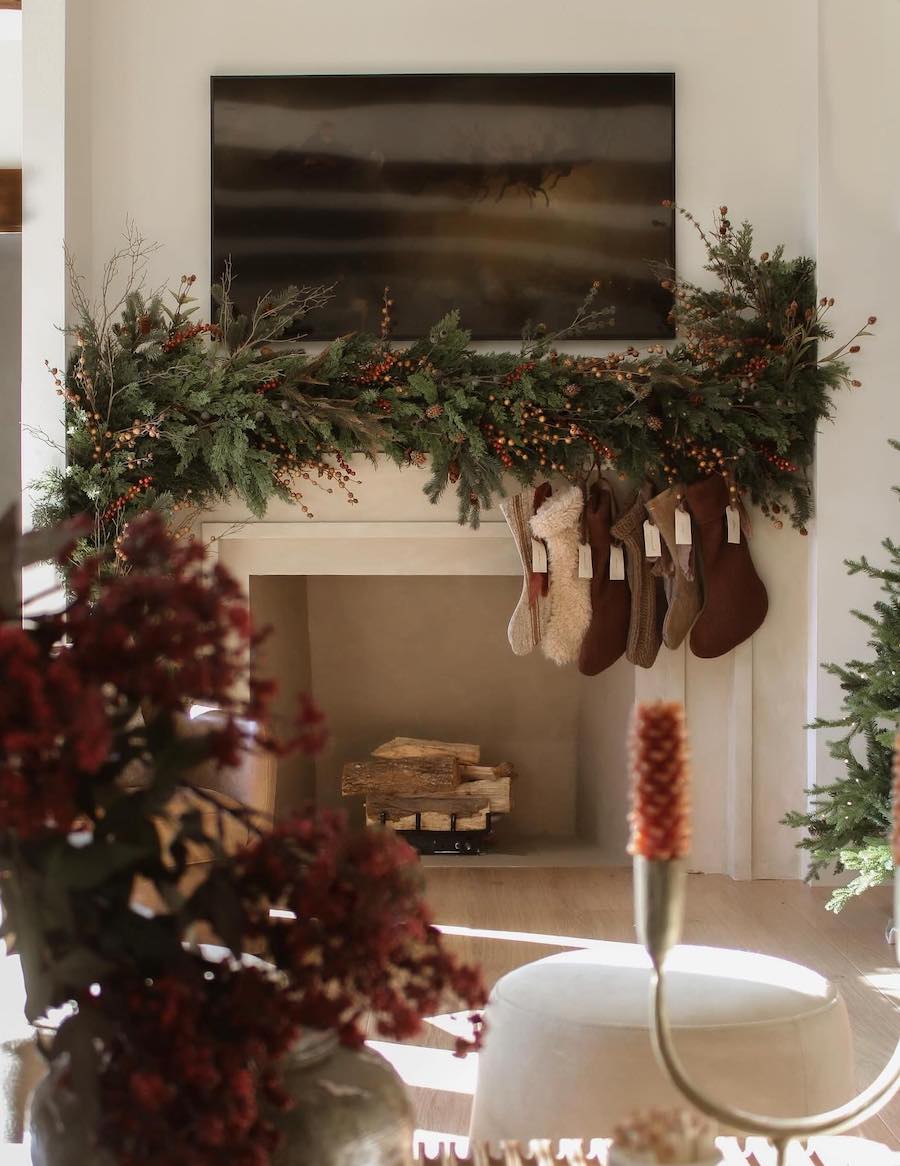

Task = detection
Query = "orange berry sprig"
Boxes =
[162,322,222,353]
[627,701,692,862]
[100,476,154,524]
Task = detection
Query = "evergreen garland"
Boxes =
[783,446,900,911]
[34,206,873,565]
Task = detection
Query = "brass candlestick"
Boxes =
[634,856,900,1166]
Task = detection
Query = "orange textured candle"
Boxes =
[628,701,692,861]
[892,734,900,866]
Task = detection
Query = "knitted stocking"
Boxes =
[579,479,631,676]
[530,485,591,666]
[611,487,664,669]
[686,475,768,658]
[500,483,553,656]
[645,484,703,650]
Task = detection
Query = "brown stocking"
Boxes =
[578,480,630,676]
[645,484,703,650]
[686,475,768,658]
[611,487,664,668]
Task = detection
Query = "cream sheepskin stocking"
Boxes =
[530,485,591,666]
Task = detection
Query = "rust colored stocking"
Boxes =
[686,475,768,658]
[578,480,631,676]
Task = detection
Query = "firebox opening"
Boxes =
[251,574,634,863]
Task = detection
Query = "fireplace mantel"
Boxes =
[202,520,521,578]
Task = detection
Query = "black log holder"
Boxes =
[381,810,494,856]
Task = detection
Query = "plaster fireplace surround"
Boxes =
[202,455,809,879]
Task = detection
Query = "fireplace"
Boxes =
[200,457,803,877]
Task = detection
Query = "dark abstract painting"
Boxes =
[212,74,675,340]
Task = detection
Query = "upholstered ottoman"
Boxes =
[469,943,855,1142]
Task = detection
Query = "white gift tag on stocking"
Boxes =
[643,519,662,559]
[674,506,693,546]
[726,505,741,544]
[531,538,548,573]
[609,544,626,581]
[578,543,593,579]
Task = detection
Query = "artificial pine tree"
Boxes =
[784,443,900,910]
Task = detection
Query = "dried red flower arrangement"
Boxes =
[0,512,485,1166]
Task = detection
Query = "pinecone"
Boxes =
[448,460,460,484]
[646,415,663,431]
[563,383,581,398]
[425,404,444,419]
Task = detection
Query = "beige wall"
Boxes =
[0,235,20,516]
[250,575,316,815]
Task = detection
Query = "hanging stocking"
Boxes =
[645,483,704,649]
[500,483,553,656]
[579,479,631,676]
[686,474,768,658]
[611,486,665,669]
[530,485,591,666]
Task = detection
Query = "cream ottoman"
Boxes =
[469,943,855,1142]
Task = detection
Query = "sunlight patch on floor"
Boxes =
[367,1040,478,1096]
[424,1012,481,1042]
[435,923,604,949]
[861,970,900,1001]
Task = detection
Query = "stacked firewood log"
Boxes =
[341,737,514,835]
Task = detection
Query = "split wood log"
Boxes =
[460,762,516,783]
[366,778,509,816]
[372,737,480,765]
[366,795,490,832]
[341,755,459,796]
[453,777,511,814]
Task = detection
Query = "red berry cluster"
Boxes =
[482,423,515,468]
[162,322,221,353]
[503,360,535,386]
[374,397,393,413]
[255,376,281,395]
[758,446,799,474]
[100,476,153,523]
[744,354,769,381]
[356,351,398,386]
